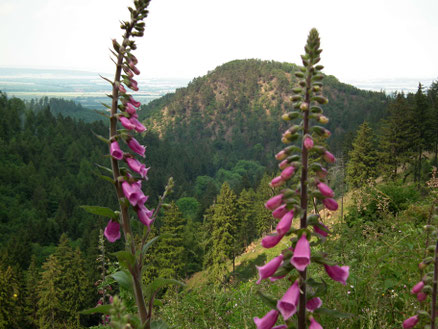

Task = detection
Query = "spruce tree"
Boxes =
[24,255,40,329]
[254,174,276,235]
[208,182,239,281]
[346,122,378,188]
[237,188,256,248]
[378,93,415,180]
[37,234,89,329]
[153,202,186,279]
[0,266,21,329]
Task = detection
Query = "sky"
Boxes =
[1,0,437,85]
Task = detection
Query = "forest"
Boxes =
[1,1,438,328]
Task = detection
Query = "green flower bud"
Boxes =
[295,72,305,78]
[300,102,309,111]
[312,96,329,104]
[315,65,324,71]
[310,106,323,114]
[292,95,303,102]
[292,87,303,94]
[423,285,433,294]
[299,80,306,87]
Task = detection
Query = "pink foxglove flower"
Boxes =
[269,275,285,282]
[137,204,154,228]
[323,151,335,163]
[276,211,294,235]
[256,254,284,284]
[126,103,137,115]
[104,220,121,242]
[125,157,147,178]
[265,194,283,210]
[272,204,288,219]
[270,176,284,188]
[120,116,136,130]
[129,60,140,75]
[309,317,323,329]
[291,234,310,271]
[127,137,146,157]
[280,166,295,180]
[403,315,419,329]
[130,117,146,133]
[306,297,322,312]
[272,326,287,329]
[303,136,314,150]
[317,182,334,197]
[417,292,427,301]
[322,198,338,211]
[110,141,123,160]
[411,281,424,294]
[122,181,146,206]
[261,233,284,249]
[313,223,329,237]
[253,309,279,329]
[277,280,300,320]
[324,264,349,285]
[129,96,141,108]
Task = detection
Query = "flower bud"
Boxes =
[270,176,285,188]
[303,136,314,150]
[281,166,295,180]
[323,151,336,163]
[318,115,329,124]
[279,159,289,170]
[417,292,427,301]
[275,150,287,161]
[300,102,309,111]
[317,182,334,198]
[312,96,328,104]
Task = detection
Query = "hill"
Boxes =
[139,59,388,164]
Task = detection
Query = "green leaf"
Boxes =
[95,163,114,175]
[94,109,111,119]
[150,320,169,329]
[110,270,133,293]
[80,304,111,315]
[256,290,277,309]
[144,278,184,299]
[91,130,110,143]
[111,251,136,269]
[99,175,115,184]
[80,205,117,219]
[315,307,353,318]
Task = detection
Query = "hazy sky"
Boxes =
[1,0,437,83]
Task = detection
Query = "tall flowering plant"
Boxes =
[81,1,179,328]
[254,29,350,329]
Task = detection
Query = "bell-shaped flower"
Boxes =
[118,84,127,94]
[120,116,136,130]
[270,176,284,188]
[256,254,284,284]
[130,117,146,133]
[309,317,323,329]
[104,220,121,243]
[411,281,424,294]
[276,211,294,235]
[129,96,141,108]
[317,182,334,198]
[313,223,329,237]
[303,136,314,150]
[291,234,310,271]
[265,194,283,210]
[129,60,140,75]
[323,264,349,285]
[253,309,279,329]
[281,166,295,180]
[110,141,123,160]
[122,181,146,207]
[137,203,154,228]
[127,137,146,157]
[261,233,284,249]
[277,280,300,320]
[306,297,322,312]
[402,315,419,329]
[417,292,427,301]
[322,198,338,211]
[323,151,335,163]
[269,275,285,282]
[126,103,137,115]
[125,157,148,178]
[272,204,288,219]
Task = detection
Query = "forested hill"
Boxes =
[139,59,389,158]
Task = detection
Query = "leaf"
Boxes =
[142,233,173,255]
[95,163,114,175]
[94,109,111,119]
[150,320,169,329]
[315,307,353,318]
[111,251,136,269]
[91,130,110,143]
[80,304,111,315]
[80,205,117,219]
[110,270,133,293]
[256,290,277,309]
[144,278,184,299]
[99,175,115,184]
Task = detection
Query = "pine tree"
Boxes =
[37,234,89,329]
[237,188,256,249]
[346,122,378,188]
[153,202,186,279]
[23,255,40,329]
[378,93,415,181]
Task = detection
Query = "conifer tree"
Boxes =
[429,81,438,166]
[0,266,21,329]
[37,234,89,329]
[209,182,239,281]
[378,93,415,180]
[237,188,256,248]
[24,255,40,329]
[346,122,378,188]
[153,202,186,279]
[254,174,276,235]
